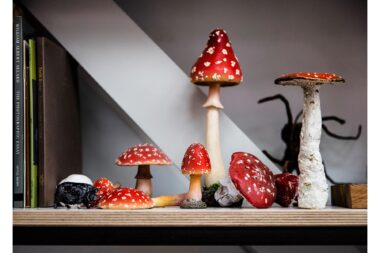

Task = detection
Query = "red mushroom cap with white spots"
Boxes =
[274,173,299,207]
[190,29,243,86]
[93,178,117,205]
[116,143,172,166]
[181,143,211,175]
[229,152,276,208]
[275,72,345,86]
[99,187,153,210]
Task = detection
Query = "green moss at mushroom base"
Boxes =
[202,183,220,207]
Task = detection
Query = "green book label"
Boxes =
[29,38,38,208]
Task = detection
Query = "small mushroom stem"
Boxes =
[152,193,187,207]
[186,174,203,201]
[135,165,153,196]
[298,86,328,209]
[203,83,225,187]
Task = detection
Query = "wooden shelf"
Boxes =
[13,206,367,227]
[13,207,367,245]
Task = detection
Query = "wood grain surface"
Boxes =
[13,206,367,227]
[331,184,367,209]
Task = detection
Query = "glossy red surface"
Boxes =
[116,143,172,166]
[93,178,117,205]
[274,173,299,207]
[190,29,243,86]
[229,152,276,208]
[99,187,153,209]
[181,143,211,175]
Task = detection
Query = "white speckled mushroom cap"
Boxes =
[99,187,153,210]
[275,72,345,87]
[115,143,172,166]
[181,143,211,175]
[190,29,243,86]
[229,152,276,208]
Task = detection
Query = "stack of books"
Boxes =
[13,10,82,208]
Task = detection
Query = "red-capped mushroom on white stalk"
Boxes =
[275,72,345,209]
[180,143,212,209]
[115,143,172,196]
[190,29,243,188]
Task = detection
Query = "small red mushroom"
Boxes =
[180,143,211,208]
[190,29,243,188]
[93,178,120,206]
[115,143,172,196]
[274,173,299,207]
[229,152,276,208]
[99,187,154,210]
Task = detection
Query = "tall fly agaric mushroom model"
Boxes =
[190,29,243,187]
[275,72,345,209]
[115,143,172,196]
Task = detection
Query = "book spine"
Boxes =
[24,41,31,208]
[29,38,38,208]
[13,16,24,208]
[37,37,45,207]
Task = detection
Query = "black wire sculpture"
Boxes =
[258,94,362,184]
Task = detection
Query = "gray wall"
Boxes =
[78,67,189,195]
[21,0,281,197]
[117,0,367,184]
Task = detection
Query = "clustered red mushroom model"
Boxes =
[181,143,211,208]
[190,29,243,188]
[274,173,299,207]
[115,144,172,196]
[93,177,120,206]
[275,72,345,209]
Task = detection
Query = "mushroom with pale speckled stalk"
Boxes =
[190,29,243,188]
[115,143,172,196]
[180,143,212,209]
[275,72,345,209]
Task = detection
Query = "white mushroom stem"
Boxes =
[185,174,203,201]
[203,84,224,109]
[203,84,225,187]
[298,86,328,209]
[135,165,153,196]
